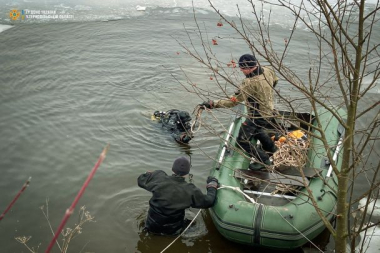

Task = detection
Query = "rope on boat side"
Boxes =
[218,185,256,203]
[161,186,324,252]
[160,209,202,253]
[219,185,324,252]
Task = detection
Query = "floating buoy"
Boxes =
[217,22,223,27]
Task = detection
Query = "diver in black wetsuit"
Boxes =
[137,156,218,235]
[153,110,193,143]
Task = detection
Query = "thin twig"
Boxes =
[41,199,62,252]
[0,177,31,222]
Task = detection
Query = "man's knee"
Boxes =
[237,134,250,147]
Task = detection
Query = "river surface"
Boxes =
[0,1,379,253]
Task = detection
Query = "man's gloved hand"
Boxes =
[199,100,214,109]
[206,176,218,189]
[207,176,218,184]
[179,133,192,143]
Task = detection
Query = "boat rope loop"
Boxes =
[190,105,204,134]
[160,209,202,253]
[218,185,256,203]
[218,185,324,253]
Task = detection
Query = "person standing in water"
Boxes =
[137,156,218,235]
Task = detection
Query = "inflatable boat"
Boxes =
[209,106,345,249]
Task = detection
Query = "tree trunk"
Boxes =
[335,171,350,253]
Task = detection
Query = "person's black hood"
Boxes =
[172,156,190,176]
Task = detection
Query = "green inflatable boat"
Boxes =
[209,106,345,249]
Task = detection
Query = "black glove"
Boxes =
[206,176,218,189]
[179,133,192,143]
[199,100,214,109]
[207,176,218,184]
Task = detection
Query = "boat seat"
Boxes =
[274,166,322,178]
[234,169,309,187]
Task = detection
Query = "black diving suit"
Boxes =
[154,110,193,143]
[137,170,217,235]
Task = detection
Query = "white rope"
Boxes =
[218,185,256,203]
[190,106,204,134]
[219,185,324,252]
[160,209,202,253]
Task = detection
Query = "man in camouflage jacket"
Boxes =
[200,54,278,164]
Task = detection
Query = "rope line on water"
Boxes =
[160,209,202,253]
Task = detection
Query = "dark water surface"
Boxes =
[0,8,379,253]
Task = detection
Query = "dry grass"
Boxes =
[15,200,95,253]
